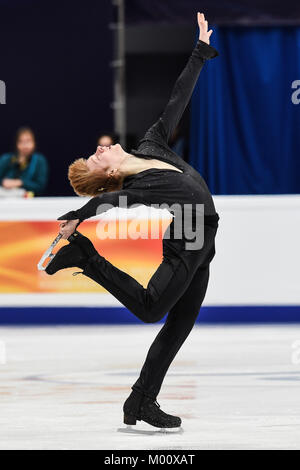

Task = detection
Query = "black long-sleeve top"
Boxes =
[58,40,219,229]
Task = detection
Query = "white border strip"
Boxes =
[0,293,299,308]
[1,195,300,221]
[0,293,122,307]
[0,197,173,221]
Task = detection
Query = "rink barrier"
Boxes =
[1,195,300,316]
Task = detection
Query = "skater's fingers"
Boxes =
[197,12,202,25]
[197,11,205,26]
[59,220,69,228]
[59,227,72,239]
[59,221,77,239]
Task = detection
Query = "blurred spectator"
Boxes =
[97,132,116,147]
[0,127,48,197]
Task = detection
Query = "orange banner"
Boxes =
[0,219,170,293]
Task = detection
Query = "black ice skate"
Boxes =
[45,246,85,275]
[45,231,97,275]
[123,390,182,430]
[67,231,99,259]
[45,232,87,275]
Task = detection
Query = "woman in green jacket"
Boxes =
[0,127,49,196]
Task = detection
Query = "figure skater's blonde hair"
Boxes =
[68,158,122,197]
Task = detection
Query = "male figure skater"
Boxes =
[46,12,219,429]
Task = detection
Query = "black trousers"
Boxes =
[82,215,219,400]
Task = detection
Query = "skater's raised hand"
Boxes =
[59,219,80,239]
[197,12,213,45]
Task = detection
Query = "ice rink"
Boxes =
[0,324,300,450]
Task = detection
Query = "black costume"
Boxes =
[59,39,220,401]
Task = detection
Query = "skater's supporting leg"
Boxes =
[132,263,210,399]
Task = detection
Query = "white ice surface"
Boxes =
[0,324,300,450]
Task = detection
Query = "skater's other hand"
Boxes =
[59,219,80,239]
[197,12,213,45]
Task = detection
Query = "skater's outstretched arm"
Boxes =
[57,188,146,238]
[140,12,218,149]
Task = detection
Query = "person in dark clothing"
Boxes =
[46,12,219,429]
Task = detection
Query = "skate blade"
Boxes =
[117,425,184,435]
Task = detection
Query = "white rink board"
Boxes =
[0,195,299,306]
